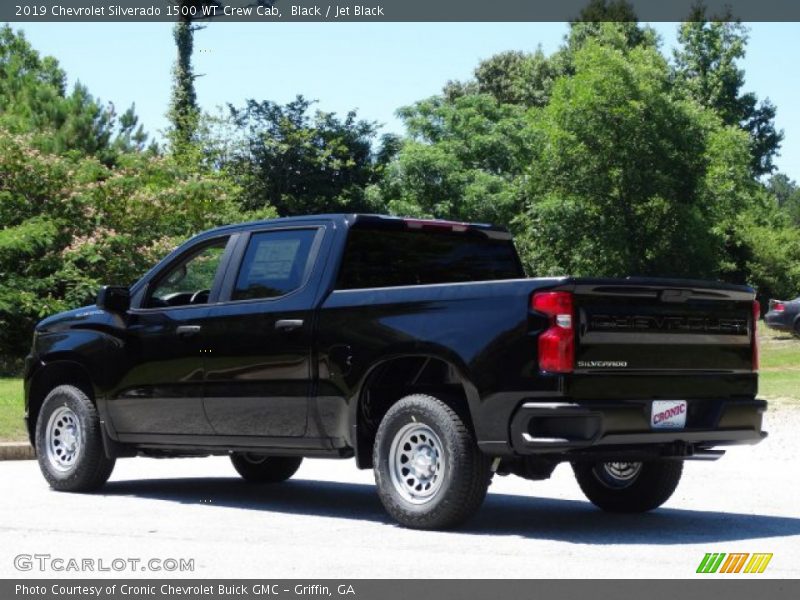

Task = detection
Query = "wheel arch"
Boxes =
[350,352,480,469]
[26,359,96,447]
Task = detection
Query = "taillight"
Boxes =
[532,291,574,373]
[404,218,469,233]
[773,302,785,313]
[752,300,760,372]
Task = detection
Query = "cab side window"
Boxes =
[146,238,229,308]
[232,229,317,301]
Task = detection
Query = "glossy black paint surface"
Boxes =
[25,214,765,458]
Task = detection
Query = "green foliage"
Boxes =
[673,15,783,176]
[516,42,750,278]
[729,197,800,303]
[443,14,658,109]
[0,128,264,373]
[767,174,800,227]
[0,26,151,162]
[381,15,788,297]
[167,19,200,153]
[381,94,533,225]
[564,2,658,58]
[225,96,390,216]
[468,50,557,108]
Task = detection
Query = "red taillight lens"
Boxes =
[532,291,574,373]
[773,302,785,312]
[752,300,760,372]
[404,218,469,232]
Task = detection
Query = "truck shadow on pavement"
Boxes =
[101,477,800,544]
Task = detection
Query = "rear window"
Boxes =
[336,227,524,290]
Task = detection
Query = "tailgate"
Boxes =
[560,278,757,399]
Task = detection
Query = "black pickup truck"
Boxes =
[24,214,766,529]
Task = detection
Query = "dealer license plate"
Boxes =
[651,400,688,429]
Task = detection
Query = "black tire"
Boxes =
[230,453,303,483]
[572,460,683,513]
[373,394,491,529]
[35,385,116,492]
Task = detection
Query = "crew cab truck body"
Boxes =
[24,214,766,528]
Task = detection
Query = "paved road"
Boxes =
[2,406,799,579]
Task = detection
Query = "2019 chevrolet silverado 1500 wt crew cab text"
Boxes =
[24,214,766,529]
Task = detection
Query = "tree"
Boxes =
[166,1,221,153]
[673,14,783,176]
[379,94,534,225]
[168,18,200,151]
[767,174,800,227]
[565,0,657,55]
[0,126,267,373]
[443,13,656,109]
[514,41,755,279]
[225,96,389,216]
[466,50,557,108]
[731,202,800,303]
[0,25,151,162]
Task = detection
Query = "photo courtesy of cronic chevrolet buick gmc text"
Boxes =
[23,215,767,529]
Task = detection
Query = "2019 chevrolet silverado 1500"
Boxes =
[24,214,767,529]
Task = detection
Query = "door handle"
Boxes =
[176,325,202,337]
[275,319,304,331]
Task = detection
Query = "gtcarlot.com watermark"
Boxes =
[14,554,195,573]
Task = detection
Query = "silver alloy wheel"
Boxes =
[593,461,643,489]
[388,422,445,504]
[45,406,82,472]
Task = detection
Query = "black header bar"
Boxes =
[4,0,800,23]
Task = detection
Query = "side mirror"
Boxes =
[96,285,130,314]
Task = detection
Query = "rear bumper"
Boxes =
[509,398,767,455]
[765,312,794,331]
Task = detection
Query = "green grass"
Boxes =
[0,324,797,441]
[759,324,800,405]
[0,378,26,442]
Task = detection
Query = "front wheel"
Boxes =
[572,460,683,513]
[230,453,303,483]
[35,385,116,492]
[373,394,491,529]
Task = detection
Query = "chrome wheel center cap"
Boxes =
[63,427,77,451]
[413,448,435,476]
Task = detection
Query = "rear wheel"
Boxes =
[373,394,491,529]
[35,385,116,492]
[572,460,683,513]
[230,453,303,483]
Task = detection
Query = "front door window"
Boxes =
[146,239,228,308]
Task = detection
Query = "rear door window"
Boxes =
[232,229,318,301]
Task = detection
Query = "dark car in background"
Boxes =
[765,297,800,336]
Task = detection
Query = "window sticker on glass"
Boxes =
[233,229,317,301]
[250,240,301,280]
